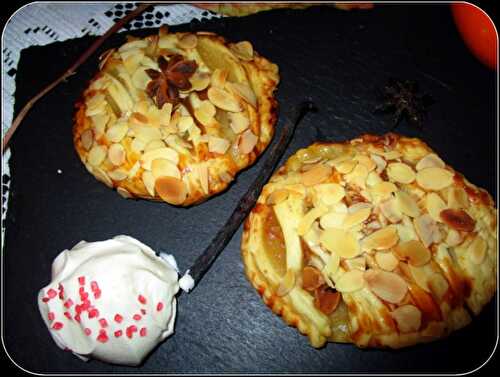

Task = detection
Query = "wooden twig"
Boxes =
[1,3,153,154]
[185,101,317,292]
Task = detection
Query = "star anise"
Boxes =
[145,54,198,109]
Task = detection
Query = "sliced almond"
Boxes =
[394,191,421,218]
[106,122,129,143]
[276,269,296,297]
[408,264,431,292]
[354,154,377,172]
[81,129,94,151]
[374,251,399,271]
[342,256,366,271]
[391,305,422,333]
[151,158,181,179]
[370,181,398,203]
[87,145,107,167]
[107,169,128,181]
[413,214,439,247]
[416,167,454,191]
[344,163,369,189]
[447,187,469,209]
[312,183,345,206]
[130,111,149,125]
[194,101,216,126]
[131,138,146,153]
[108,143,126,166]
[266,189,290,205]
[230,41,254,61]
[393,240,431,267]
[210,68,229,88]
[364,269,408,303]
[238,129,258,154]
[425,193,447,222]
[379,198,403,223]
[189,71,211,91]
[342,207,371,229]
[225,82,257,108]
[428,273,449,301]
[416,153,445,171]
[387,162,416,184]
[440,209,475,232]
[178,116,194,133]
[324,252,341,280]
[300,164,332,186]
[155,176,187,205]
[177,33,198,49]
[335,270,365,293]
[366,171,383,187]
[92,167,113,188]
[229,112,250,134]
[445,229,463,247]
[314,286,341,315]
[320,212,346,229]
[127,161,141,179]
[132,67,151,90]
[301,266,325,291]
[140,147,179,170]
[469,236,487,264]
[320,228,361,258]
[144,139,166,152]
[208,136,231,154]
[298,205,329,236]
[116,187,133,199]
[361,226,399,251]
[142,171,156,196]
[207,87,242,112]
[335,160,357,174]
[130,125,162,143]
[370,153,387,173]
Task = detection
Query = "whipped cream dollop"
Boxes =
[37,235,180,366]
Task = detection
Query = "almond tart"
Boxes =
[241,133,497,348]
[73,28,279,206]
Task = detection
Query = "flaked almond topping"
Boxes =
[276,269,296,297]
[127,161,141,179]
[155,176,187,205]
[313,183,345,206]
[379,198,403,223]
[142,171,156,196]
[320,211,346,229]
[117,187,133,199]
[364,269,408,304]
[93,167,113,188]
[266,189,290,205]
[298,205,329,236]
[189,71,211,91]
[324,252,341,279]
[314,286,341,315]
[447,187,469,209]
[108,143,126,166]
[300,164,332,187]
[413,214,439,247]
[207,87,242,112]
[386,162,416,184]
[361,226,399,251]
[130,111,149,124]
[342,207,371,229]
[210,68,229,88]
[354,154,377,172]
[140,147,179,170]
[196,164,209,195]
[144,139,166,152]
[374,251,399,271]
[90,113,108,136]
[107,169,128,181]
[370,153,387,173]
[177,33,198,49]
[335,270,365,292]
[416,167,454,191]
[416,153,445,171]
[238,129,258,154]
[151,158,181,179]
[390,305,422,333]
[342,256,366,271]
[394,191,421,218]
[428,273,449,301]
[408,264,431,292]
[81,129,94,151]
[469,236,487,264]
[335,160,357,174]
[320,228,361,258]
[207,136,230,155]
[440,209,475,232]
[178,116,194,133]
[425,192,447,222]
[393,240,431,267]
[225,82,257,108]
[131,138,146,154]
[130,125,163,143]
[302,266,325,291]
[344,163,369,189]
[445,229,463,247]
[87,145,107,167]
[132,68,151,91]
[229,112,250,134]
[370,181,398,202]
[194,101,216,126]
[230,41,254,61]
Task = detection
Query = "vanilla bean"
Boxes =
[1,3,153,154]
[186,101,317,291]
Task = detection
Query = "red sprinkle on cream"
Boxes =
[156,302,164,312]
[140,327,147,337]
[97,329,109,343]
[114,314,123,323]
[48,312,55,321]
[47,289,57,298]
[133,314,142,321]
[52,322,63,330]
[64,312,72,320]
[78,276,85,286]
[114,330,123,338]
[90,281,99,292]
[99,318,108,328]
[42,297,49,303]
[93,290,102,299]
[88,308,99,319]
[126,325,138,339]
[141,309,147,315]
[84,328,91,336]
[64,299,74,308]
[138,295,147,305]
[81,300,91,311]
[75,314,81,323]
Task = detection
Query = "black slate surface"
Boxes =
[3,4,497,374]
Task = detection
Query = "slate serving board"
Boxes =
[3,4,497,374]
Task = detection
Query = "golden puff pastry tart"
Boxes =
[241,133,497,348]
[73,28,279,206]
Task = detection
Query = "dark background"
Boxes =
[2,4,497,374]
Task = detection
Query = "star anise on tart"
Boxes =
[145,55,198,108]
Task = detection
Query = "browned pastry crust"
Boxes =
[241,133,497,348]
[73,29,279,206]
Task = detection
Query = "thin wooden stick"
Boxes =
[1,3,153,154]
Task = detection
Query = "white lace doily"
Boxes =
[1,3,221,245]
